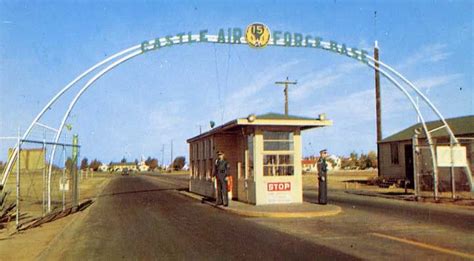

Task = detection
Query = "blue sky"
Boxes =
[0,0,472,164]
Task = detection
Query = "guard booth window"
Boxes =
[263,131,294,176]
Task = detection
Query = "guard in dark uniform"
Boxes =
[317,149,328,205]
[213,151,230,207]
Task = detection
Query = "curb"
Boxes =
[179,190,342,218]
[344,190,474,211]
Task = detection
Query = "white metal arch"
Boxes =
[3,32,472,212]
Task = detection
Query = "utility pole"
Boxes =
[374,41,382,143]
[170,140,173,166]
[374,41,382,177]
[161,144,165,168]
[275,77,297,116]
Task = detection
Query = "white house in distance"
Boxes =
[302,157,318,172]
[187,112,332,205]
[99,163,109,172]
[302,155,341,173]
[138,160,150,172]
[96,160,150,172]
[110,162,138,172]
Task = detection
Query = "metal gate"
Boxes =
[1,135,80,227]
[413,135,473,200]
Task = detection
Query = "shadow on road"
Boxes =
[98,188,179,198]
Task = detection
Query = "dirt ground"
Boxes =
[303,169,378,190]
[0,172,112,260]
[306,169,474,206]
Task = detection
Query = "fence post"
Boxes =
[16,130,20,227]
[72,135,79,207]
[62,146,66,211]
[42,135,46,216]
[450,136,456,199]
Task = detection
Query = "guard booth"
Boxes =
[188,113,332,205]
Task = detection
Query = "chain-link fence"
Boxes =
[414,137,473,199]
[2,138,79,226]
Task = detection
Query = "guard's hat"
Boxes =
[217,151,224,155]
[320,149,327,154]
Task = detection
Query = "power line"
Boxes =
[213,44,223,124]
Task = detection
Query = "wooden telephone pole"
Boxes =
[374,41,382,143]
[275,77,297,115]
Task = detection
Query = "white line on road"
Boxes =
[371,232,474,259]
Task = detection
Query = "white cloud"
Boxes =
[357,39,372,52]
[291,61,366,102]
[397,43,452,69]
[216,60,300,121]
[294,84,411,127]
[413,73,462,91]
[147,100,187,133]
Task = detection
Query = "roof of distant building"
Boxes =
[381,115,474,143]
[110,162,137,166]
[301,159,318,165]
[256,112,317,121]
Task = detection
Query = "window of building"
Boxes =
[263,131,294,176]
[263,131,294,151]
[247,135,254,179]
[391,143,399,165]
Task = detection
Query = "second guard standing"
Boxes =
[317,149,328,204]
[213,151,230,207]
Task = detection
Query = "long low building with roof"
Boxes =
[379,115,473,192]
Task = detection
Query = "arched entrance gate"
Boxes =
[2,23,472,212]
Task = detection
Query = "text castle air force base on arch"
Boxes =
[139,23,370,64]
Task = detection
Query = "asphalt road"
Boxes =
[309,189,474,231]
[40,175,355,260]
[145,174,474,260]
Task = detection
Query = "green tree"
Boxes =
[368,151,378,169]
[144,157,159,170]
[80,157,88,170]
[172,156,186,171]
[145,156,152,166]
[121,157,127,163]
[65,157,76,172]
[89,159,102,171]
[340,151,359,170]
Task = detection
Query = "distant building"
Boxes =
[327,155,342,171]
[379,115,473,191]
[182,164,190,171]
[7,148,45,171]
[98,164,109,172]
[302,155,341,173]
[110,162,137,172]
[138,160,150,172]
[302,157,318,172]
